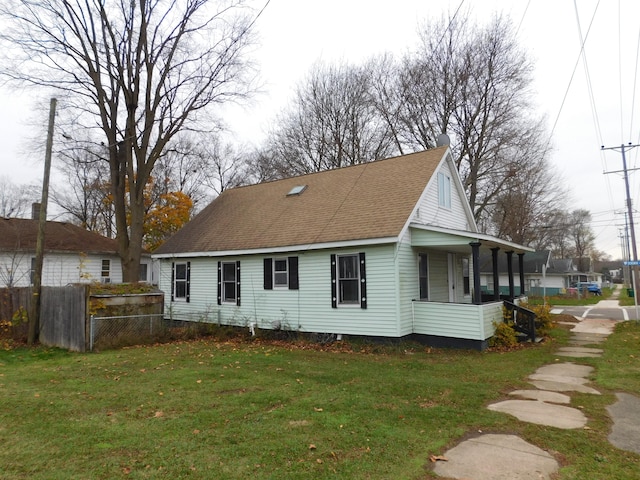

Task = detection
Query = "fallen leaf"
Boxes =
[309,444,316,450]
[314,407,323,412]
[316,458,323,464]
[429,455,448,463]
[154,411,164,418]
[193,429,200,434]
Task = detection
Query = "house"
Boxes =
[0,217,152,287]
[479,250,604,296]
[153,146,532,349]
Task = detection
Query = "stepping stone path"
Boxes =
[432,309,640,479]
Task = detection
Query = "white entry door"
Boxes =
[447,253,456,302]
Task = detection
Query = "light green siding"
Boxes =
[159,244,402,337]
[412,301,502,340]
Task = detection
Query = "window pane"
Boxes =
[340,279,359,303]
[339,256,358,279]
[222,263,236,282]
[175,263,187,280]
[175,281,186,298]
[274,272,288,286]
[274,259,287,272]
[419,254,428,300]
[223,281,236,301]
[139,264,148,281]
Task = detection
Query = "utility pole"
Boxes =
[28,98,56,345]
[603,143,640,318]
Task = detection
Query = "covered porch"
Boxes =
[408,224,534,349]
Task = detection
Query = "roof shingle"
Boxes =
[0,218,119,254]
[156,148,447,255]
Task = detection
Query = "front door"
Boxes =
[447,253,456,302]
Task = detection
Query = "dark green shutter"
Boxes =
[236,261,241,306]
[288,257,299,290]
[264,258,273,290]
[217,261,221,305]
[186,261,191,303]
[359,252,366,309]
[330,254,337,308]
[170,262,175,301]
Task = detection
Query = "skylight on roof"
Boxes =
[287,185,307,196]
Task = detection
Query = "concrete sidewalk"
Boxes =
[432,297,640,479]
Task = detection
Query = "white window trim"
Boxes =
[221,261,237,304]
[273,258,288,288]
[101,259,111,278]
[337,253,361,306]
[173,262,188,302]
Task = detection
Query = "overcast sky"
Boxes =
[1,0,639,260]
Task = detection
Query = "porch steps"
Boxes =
[516,333,544,343]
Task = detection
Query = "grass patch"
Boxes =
[528,287,613,306]
[0,322,638,479]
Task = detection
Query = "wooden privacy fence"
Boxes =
[0,285,164,352]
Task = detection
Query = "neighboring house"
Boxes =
[0,217,152,287]
[480,250,603,296]
[153,146,532,349]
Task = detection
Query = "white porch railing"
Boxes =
[411,300,504,340]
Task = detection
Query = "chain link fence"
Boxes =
[90,314,165,351]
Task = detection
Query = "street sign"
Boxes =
[624,261,640,266]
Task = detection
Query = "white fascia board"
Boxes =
[151,236,399,259]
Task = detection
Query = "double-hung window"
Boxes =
[171,261,190,302]
[331,253,367,308]
[274,259,288,287]
[222,262,237,302]
[218,261,241,306]
[101,259,110,279]
[437,172,451,209]
[263,257,299,290]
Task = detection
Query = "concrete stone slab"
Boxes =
[534,363,594,377]
[487,399,587,429]
[606,393,640,454]
[509,390,571,404]
[557,346,604,354]
[528,373,590,385]
[528,379,601,395]
[571,318,617,335]
[432,433,559,480]
[569,339,606,346]
[555,351,602,358]
[568,333,609,344]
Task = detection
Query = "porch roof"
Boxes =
[409,224,533,254]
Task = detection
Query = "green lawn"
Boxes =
[1,323,639,479]
[528,287,614,306]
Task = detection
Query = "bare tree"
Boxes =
[1,0,260,281]
[569,209,595,271]
[52,145,115,237]
[264,61,397,176]
[0,176,36,218]
[375,13,553,230]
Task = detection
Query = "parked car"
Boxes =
[573,282,602,296]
